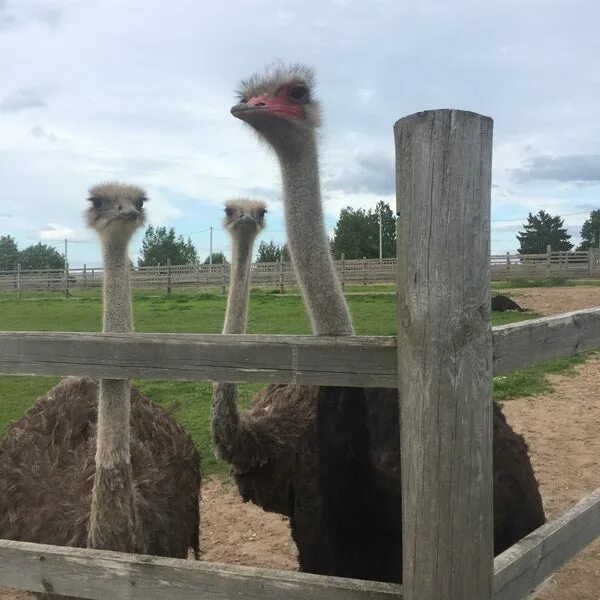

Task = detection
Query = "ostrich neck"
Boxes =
[212,230,256,468]
[102,238,133,333]
[88,235,139,552]
[278,134,354,336]
[223,232,255,334]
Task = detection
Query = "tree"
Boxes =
[203,252,228,265]
[577,209,600,250]
[18,243,64,270]
[137,225,198,266]
[330,201,396,259]
[0,235,19,270]
[256,240,290,262]
[516,210,573,254]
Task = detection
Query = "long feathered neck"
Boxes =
[223,231,255,334]
[88,234,140,552]
[276,131,354,336]
[212,229,256,466]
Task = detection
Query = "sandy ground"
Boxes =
[1,286,598,599]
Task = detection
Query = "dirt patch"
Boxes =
[507,285,599,316]
[2,286,598,599]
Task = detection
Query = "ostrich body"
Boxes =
[232,64,545,582]
[492,294,524,312]
[0,184,201,566]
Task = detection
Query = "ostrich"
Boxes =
[231,63,546,582]
[210,199,316,516]
[492,294,525,312]
[0,184,201,564]
[211,198,268,463]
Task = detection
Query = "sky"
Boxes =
[1,0,599,267]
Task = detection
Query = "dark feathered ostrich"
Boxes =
[0,184,201,568]
[231,63,546,583]
[492,294,525,312]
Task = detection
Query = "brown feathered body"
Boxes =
[0,377,201,558]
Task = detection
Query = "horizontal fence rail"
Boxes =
[2,489,598,600]
[0,309,598,386]
[1,249,598,294]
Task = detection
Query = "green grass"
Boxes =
[492,278,600,289]
[0,287,591,476]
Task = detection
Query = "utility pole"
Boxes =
[378,205,383,262]
[209,226,213,266]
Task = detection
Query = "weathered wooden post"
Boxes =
[16,263,21,300]
[166,259,172,295]
[363,257,367,285]
[221,263,227,296]
[341,252,346,290]
[546,244,552,279]
[395,110,494,600]
[506,251,510,274]
[46,264,50,290]
[83,264,87,288]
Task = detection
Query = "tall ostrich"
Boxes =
[212,198,267,463]
[0,184,201,563]
[231,63,545,582]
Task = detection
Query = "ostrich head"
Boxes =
[223,199,267,236]
[86,182,147,241]
[231,63,320,151]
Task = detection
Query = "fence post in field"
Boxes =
[83,264,87,288]
[166,259,172,295]
[278,255,285,294]
[589,249,595,277]
[546,244,552,279]
[194,262,199,286]
[363,257,367,285]
[64,262,70,298]
[91,268,95,287]
[341,252,346,290]
[506,251,510,273]
[16,263,21,300]
[46,264,50,290]
[395,110,494,600]
[221,263,226,296]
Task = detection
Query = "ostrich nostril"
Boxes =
[118,205,123,211]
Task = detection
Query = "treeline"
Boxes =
[2,208,597,270]
[0,236,65,270]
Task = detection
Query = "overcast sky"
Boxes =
[1,0,599,267]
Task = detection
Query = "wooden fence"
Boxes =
[1,248,599,296]
[1,110,599,599]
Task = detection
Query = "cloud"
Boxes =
[0,213,14,218]
[512,155,600,183]
[327,152,395,195]
[0,0,61,30]
[0,88,47,113]
[30,125,57,142]
[38,224,81,241]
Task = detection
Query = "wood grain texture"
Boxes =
[0,332,397,388]
[0,539,401,600]
[0,308,598,387]
[494,489,600,600]
[395,110,495,599]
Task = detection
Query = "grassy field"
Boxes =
[0,287,590,476]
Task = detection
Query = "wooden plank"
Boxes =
[395,109,495,599]
[0,309,599,386]
[0,332,397,388]
[0,539,401,600]
[493,489,600,600]
[493,308,600,375]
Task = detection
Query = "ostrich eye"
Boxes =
[135,198,144,210]
[225,208,233,217]
[258,209,266,219]
[288,86,308,102]
[92,199,103,210]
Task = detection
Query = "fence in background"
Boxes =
[1,249,599,296]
